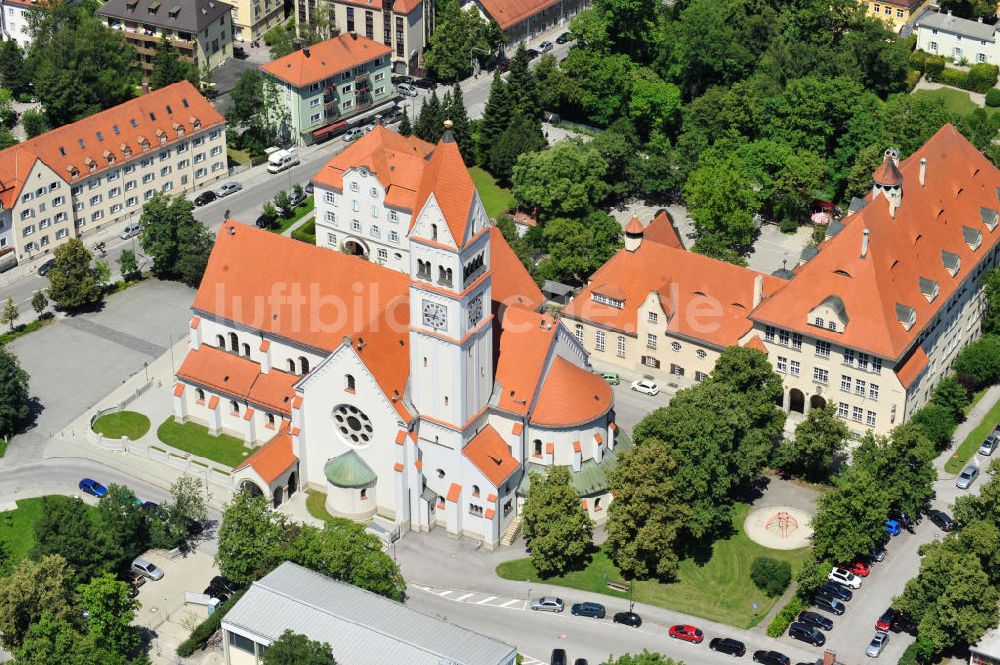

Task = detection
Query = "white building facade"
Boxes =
[915,10,1000,64]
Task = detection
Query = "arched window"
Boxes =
[360,488,368,500]
[533,439,543,456]
[241,343,250,357]
[229,332,238,351]
[430,223,438,241]
[472,484,480,497]
[346,374,356,391]
[594,497,602,512]
[287,359,296,373]
[230,400,239,415]
[266,413,275,427]
[195,388,205,402]
[299,356,309,374]
[216,334,225,347]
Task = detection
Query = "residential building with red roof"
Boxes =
[294,0,431,74]
[463,0,589,43]
[260,33,396,146]
[0,81,226,265]
[173,125,621,548]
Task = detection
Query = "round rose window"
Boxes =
[333,404,373,446]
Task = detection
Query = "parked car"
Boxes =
[788,622,826,647]
[538,40,554,52]
[797,611,834,631]
[78,478,108,497]
[668,624,704,644]
[391,74,414,85]
[630,378,659,396]
[979,433,999,456]
[119,223,141,240]
[289,188,307,207]
[926,508,954,532]
[396,83,418,97]
[570,602,606,618]
[708,638,746,657]
[884,519,901,536]
[531,596,564,612]
[214,181,242,197]
[753,651,790,665]
[812,593,846,616]
[525,48,540,60]
[413,77,438,89]
[612,611,642,627]
[956,464,979,489]
[866,632,889,658]
[255,213,275,229]
[869,545,887,562]
[890,611,917,634]
[841,560,871,577]
[381,108,403,125]
[875,608,896,633]
[304,182,314,194]
[819,581,853,602]
[343,128,365,142]
[140,501,168,521]
[131,557,163,581]
[573,660,588,665]
[203,575,238,601]
[601,371,620,385]
[888,508,916,529]
[828,567,862,589]
[37,258,56,276]
[194,190,217,206]
[555,31,572,43]
[551,649,568,665]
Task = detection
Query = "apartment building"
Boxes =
[295,0,430,74]
[0,81,227,264]
[98,0,234,77]
[915,10,1000,64]
[1,0,34,48]
[260,33,395,146]
[465,0,588,44]
[860,0,926,32]
[217,0,281,41]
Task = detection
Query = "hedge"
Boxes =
[906,69,921,93]
[925,55,946,79]
[176,590,246,657]
[909,49,928,73]
[967,63,1000,93]
[929,63,1000,94]
[766,596,806,638]
[987,88,1000,107]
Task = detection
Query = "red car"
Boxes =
[876,608,896,632]
[841,560,871,577]
[669,624,705,644]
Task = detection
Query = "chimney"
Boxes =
[752,273,764,308]
[861,228,870,258]
[822,651,836,665]
[375,113,383,126]
[919,157,927,186]
[350,31,357,39]
[303,46,310,57]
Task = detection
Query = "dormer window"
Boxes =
[67,165,79,179]
[980,207,998,231]
[591,293,624,309]
[918,277,939,303]
[941,250,961,277]
[963,226,982,251]
[189,116,201,129]
[122,145,132,157]
[895,303,917,331]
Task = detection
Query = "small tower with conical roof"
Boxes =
[872,147,903,213]
[624,215,644,252]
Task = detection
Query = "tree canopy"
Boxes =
[522,466,593,577]
[261,630,335,665]
[139,192,214,286]
[46,238,102,310]
[0,346,31,438]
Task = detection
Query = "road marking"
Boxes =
[476,595,496,604]
[454,593,473,602]
[499,598,520,607]
[437,590,453,597]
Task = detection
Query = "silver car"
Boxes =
[956,464,979,489]
[343,128,365,142]
[396,83,417,97]
[979,433,999,456]
[131,557,164,581]
[530,596,564,612]
[214,181,242,197]
[866,632,889,658]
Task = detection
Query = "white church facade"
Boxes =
[172,126,622,548]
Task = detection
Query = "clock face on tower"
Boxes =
[468,295,483,327]
[422,300,448,331]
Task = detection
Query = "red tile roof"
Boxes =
[412,137,478,246]
[743,334,767,354]
[624,216,644,234]
[874,153,903,187]
[643,210,683,249]
[477,0,562,29]
[177,345,298,415]
[173,383,185,397]
[260,34,391,88]
[494,307,558,416]
[752,125,1000,360]
[0,82,221,205]
[531,357,613,428]
[896,345,928,389]
[446,482,462,502]
[235,430,297,483]
[489,226,544,311]
[354,296,412,422]
[333,0,421,13]
[463,425,519,487]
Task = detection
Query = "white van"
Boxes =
[266,148,300,174]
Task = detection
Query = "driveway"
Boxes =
[746,224,813,276]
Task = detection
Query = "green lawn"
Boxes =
[945,394,1000,473]
[92,411,151,440]
[470,166,514,219]
[291,218,316,245]
[270,196,315,234]
[306,489,335,522]
[912,87,1000,118]
[0,497,99,567]
[156,417,254,468]
[496,503,809,629]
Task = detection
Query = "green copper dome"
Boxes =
[324,451,377,489]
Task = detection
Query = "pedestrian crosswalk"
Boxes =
[412,584,527,611]
[519,655,546,665]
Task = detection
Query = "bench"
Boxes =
[607,580,630,592]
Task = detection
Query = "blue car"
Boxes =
[885,519,901,536]
[79,478,108,498]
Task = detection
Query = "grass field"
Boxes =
[92,411,151,440]
[156,417,253,468]
[470,166,515,219]
[496,503,809,628]
[0,497,99,566]
[945,395,1000,473]
[270,196,315,234]
[291,218,316,244]
[912,87,1000,118]
[306,489,335,522]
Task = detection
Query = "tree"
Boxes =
[414,91,443,143]
[507,44,541,120]
[21,110,49,138]
[809,467,889,562]
[46,238,102,309]
[536,211,621,286]
[601,653,683,665]
[30,290,48,318]
[30,496,111,584]
[261,630,334,665]
[606,438,690,581]
[27,10,138,127]
[285,520,405,600]
[0,555,75,649]
[228,70,264,128]
[937,0,997,20]
[97,484,149,567]
[628,67,682,137]
[1,297,19,332]
[488,111,546,184]
[478,73,513,165]
[93,259,111,290]
[445,82,473,163]
[982,267,1000,334]
[750,556,792,597]
[521,466,593,577]
[274,190,294,219]
[14,612,126,665]
[167,474,208,526]
[423,0,490,82]
[117,249,139,279]
[216,490,292,586]
[931,375,969,422]
[0,39,30,96]
[953,334,1000,391]
[0,346,31,439]
[908,404,957,450]
[795,557,833,598]
[139,192,214,287]
[77,573,140,655]
[684,152,760,263]
[511,140,610,220]
[398,111,412,137]
[150,37,199,89]
[775,404,848,481]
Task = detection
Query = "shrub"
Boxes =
[954,334,1000,391]
[909,49,928,73]
[905,69,922,93]
[751,556,793,597]
[779,218,798,234]
[176,590,245,657]
[931,375,970,421]
[925,55,946,79]
[909,404,957,449]
[987,88,1000,107]
[967,63,999,93]
[766,596,805,637]
[938,67,969,88]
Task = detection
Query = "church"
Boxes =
[171,125,622,549]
